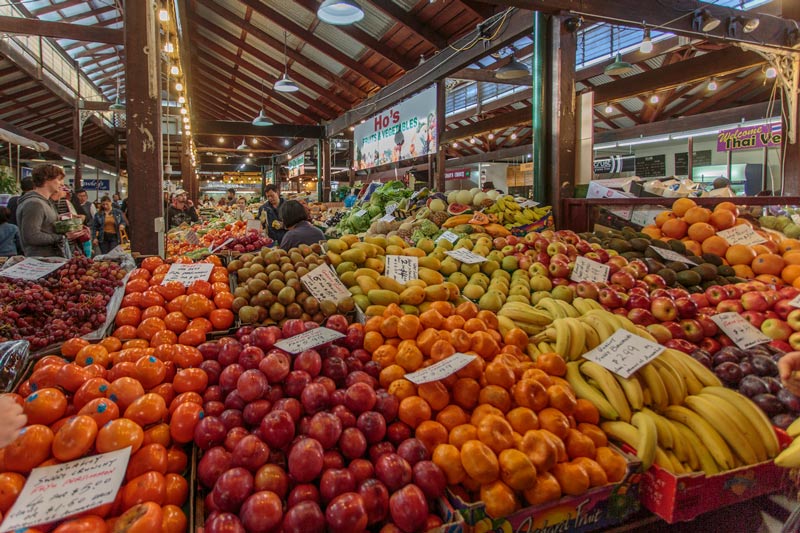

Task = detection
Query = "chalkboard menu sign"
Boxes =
[634,155,666,178]
[674,150,712,176]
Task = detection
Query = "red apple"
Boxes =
[646,324,673,344]
[389,484,428,533]
[688,293,710,309]
[740,310,766,329]
[774,299,796,320]
[326,492,368,531]
[240,490,283,533]
[761,318,793,341]
[704,286,727,306]
[662,321,685,340]
[674,297,698,319]
[626,293,651,311]
[610,270,636,290]
[664,338,698,354]
[598,288,623,309]
[696,314,719,337]
[787,309,800,331]
[282,501,325,533]
[679,319,705,343]
[288,438,325,483]
[627,308,657,326]
[741,291,769,312]
[651,297,678,322]
[575,281,599,300]
[699,337,722,354]
[717,299,744,313]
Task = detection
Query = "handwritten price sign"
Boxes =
[385,255,419,284]
[570,256,610,283]
[711,312,770,350]
[649,246,698,266]
[436,231,459,244]
[0,447,130,532]
[445,249,487,264]
[274,327,345,354]
[717,225,767,246]
[161,263,214,286]
[0,258,64,280]
[301,264,351,303]
[405,353,477,384]
[584,330,664,378]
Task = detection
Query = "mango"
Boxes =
[364,235,387,249]
[418,302,432,313]
[479,292,504,312]
[340,271,357,287]
[455,238,473,250]
[400,305,420,316]
[357,277,380,293]
[368,289,400,306]
[418,267,444,286]
[481,260,500,276]
[348,286,364,296]
[506,295,530,304]
[353,294,370,311]
[406,279,427,289]
[418,256,441,270]
[424,284,450,302]
[492,269,511,281]
[399,286,426,306]
[440,258,459,276]
[385,245,405,256]
[377,276,405,293]
[327,239,348,254]
[463,284,485,300]
[442,281,460,300]
[403,247,426,258]
[429,249,446,262]
[341,248,367,265]
[352,242,380,258]
[387,235,407,248]
[461,263,480,277]
[354,268,380,280]
[326,251,342,267]
[364,257,384,273]
[365,305,387,316]
[335,261,357,276]
[341,235,360,247]
[417,238,435,254]
[448,272,468,289]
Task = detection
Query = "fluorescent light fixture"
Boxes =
[317,0,364,25]
[670,129,721,140]
[86,165,96,170]
[617,135,670,147]
[593,142,618,150]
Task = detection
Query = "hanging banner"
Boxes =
[288,155,305,178]
[354,86,437,170]
[717,123,781,152]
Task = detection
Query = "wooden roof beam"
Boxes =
[449,68,531,86]
[231,0,386,87]
[446,144,530,166]
[442,107,532,142]
[0,16,123,44]
[60,5,118,23]
[195,119,325,139]
[32,0,87,17]
[363,0,448,49]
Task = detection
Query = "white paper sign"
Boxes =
[379,214,396,223]
[246,219,263,232]
[354,305,367,325]
[0,447,131,531]
[301,264,351,303]
[789,294,800,309]
[445,249,487,264]
[274,326,345,354]
[436,231,459,244]
[355,209,368,217]
[649,246,698,266]
[385,203,398,215]
[385,255,419,284]
[185,230,200,246]
[405,353,477,384]
[410,190,421,200]
[520,200,540,208]
[717,225,767,246]
[791,214,800,225]
[161,262,214,286]
[711,312,770,350]
[630,207,664,228]
[0,258,64,280]
[209,237,235,253]
[570,256,610,282]
[584,330,664,378]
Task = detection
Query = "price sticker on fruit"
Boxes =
[648,246,698,266]
[274,327,345,354]
[385,255,419,284]
[711,312,770,350]
[445,249,487,264]
[570,256,610,283]
[354,209,368,217]
[717,225,767,246]
[0,447,130,532]
[0,258,64,280]
[160,262,214,286]
[583,330,664,378]
[301,264,351,303]
[405,353,477,384]
[436,231,459,244]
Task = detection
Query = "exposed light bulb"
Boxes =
[164,42,174,54]
[159,9,169,22]
[766,66,778,79]
[649,94,660,104]
[170,65,179,76]
[639,29,653,54]
[219,137,225,143]
[284,139,291,146]
[707,78,718,91]
[487,133,494,140]
[175,82,183,91]
[470,138,477,144]
[510,133,518,139]
[605,104,614,114]
[249,153,254,157]
[178,96,185,104]
[216,156,222,162]
[252,139,258,145]
[246,158,251,163]
[180,107,187,115]
[452,142,459,148]
[182,116,189,123]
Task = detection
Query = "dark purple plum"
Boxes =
[751,356,779,377]
[714,361,743,386]
[778,388,800,413]
[738,375,769,398]
[752,393,783,417]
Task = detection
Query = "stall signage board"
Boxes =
[717,123,781,152]
[161,263,213,286]
[630,207,665,228]
[711,312,770,349]
[209,237,235,253]
[301,264,351,303]
[717,225,767,246]
[354,86,437,170]
[246,220,263,233]
[385,255,419,284]
[445,249,487,264]
[584,330,664,378]
[274,327,345,355]
[405,353,477,384]
[0,448,130,532]
[570,256,610,282]
[0,258,63,280]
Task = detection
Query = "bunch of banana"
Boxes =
[496,301,554,336]
[774,417,800,467]
[483,195,551,227]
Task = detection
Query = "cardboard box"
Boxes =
[638,459,789,523]
[447,447,642,533]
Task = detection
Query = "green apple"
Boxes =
[550,285,574,303]
[529,263,549,277]
[530,291,551,305]
[530,274,553,292]
[448,271,468,289]
[501,255,519,272]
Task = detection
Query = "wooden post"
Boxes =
[688,137,694,179]
[321,139,331,203]
[72,107,82,190]
[782,2,800,195]
[435,81,446,192]
[181,132,192,202]
[124,1,163,255]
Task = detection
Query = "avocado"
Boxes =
[644,247,662,260]
[668,240,687,254]
[650,240,670,250]
[692,264,718,282]
[687,255,704,265]
[644,258,665,273]
[608,238,633,253]
[657,268,677,286]
[701,280,719,290]
[676,270,702,287]
[717,265,735,277]
[665,261,688,273]
[630,238,650,252]
[622,251,645,260]
[701,253,723,267]
[688,285,705,293]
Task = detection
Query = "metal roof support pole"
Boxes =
[532,12,546,204]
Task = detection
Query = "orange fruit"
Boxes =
[460,440,500,484]
[715,201,739,217]
[687,222,715,243]
[478,385,512,413]
[379,364,406,389]
[756,274,783,286]
[701,235,728,257]
[654,211,676,228]
[519,429,557,473]
[397,315,421,340]
[415,421,448,454]
[709,209,736,230]
[387,379,417,400]
[683,206,711,224]
[641,225,662,239]
[782,264,800,284]
[476,414,515,454]
[395,341,423,372]
[672,198,697,217]
[725,244,757,266]
[479,480,518,519]
[538,407,570,439]
[449,424,478,449]
[506,407,539,434]
[793,275,800,289]
[498,448,537,491]
[452,378,480,410]
[432,444,466,485]
[682,239,702,257]
[780,239,800,254]
[546,385,577,414]
[552,461,590,495]
[436,404,469,431]
[751,253,784,276]
[417,381,450,411]
[535,352,567,377]
[785,251,800,265]
[484,361,515,390]
[577,423,608,448]
[573,457,608,487]
[732,264,755,279]
[398,396,432,428]
[595,446,627,482]
[660,218,688,239]
[524,472,561,506]
[564,428,596,460]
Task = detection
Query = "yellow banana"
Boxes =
[632,411,658,470]
[640,407,673,450]
[566,362,619,420]
[788,417,800,438]
[667,418,698,471]
[664,449,686,474]
[684,395,761,465]
[637,363,669,412]
[673,351,722,387]
[565,318,586,361]
[774,436,800,468]
[580,361,632,422]
[700,386,779,459]
[496,315,517,338]
[538,341,555,354]
[601,421,640,450]
[581,321,601,351]
[651,358,687,406]
[671,421,719,474]
[554,299,580,318]
[579,313,615,343]
[663,405,735,470]
[552,318,571,360]
[535,298,566,320]
[614,373,644,411]
[659,349,705,395]
[572,297,596,316]
[654,446,676,473]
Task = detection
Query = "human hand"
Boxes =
[0,395,26,447]
[778,351,800,396]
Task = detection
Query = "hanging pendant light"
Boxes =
[604,53,634,76]
[237,138,249,151]
[252,77,273,126]
[317,0,364,25]
[109,77,125,111]
[496,54,530,80]
[275,32,300,93]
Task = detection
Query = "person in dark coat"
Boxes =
[257,184,286,244]
[7,175,33,225]
[279,200,324,250]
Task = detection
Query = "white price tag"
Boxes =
[379,214,396,223]
[790,294,800,309]
[405,353,477,384]
[584,330,664,378]
[520,200,540,208]
[161,263,214,286]
[185,230,200,246]
[570,256,610,282]
[209,237,235,253]
[436,231,459,244]
[410,190,421,200]
[0,258,64,280]
[649,246,698,266]
[711,312,770,350]
[791,214,800,225]
[301,264,351,303]
[445,249,487,264]
[274,327,345,354]
[385,203,398,215]
[385,255,418,284]
[0,447,130,532]
[717,225,767,246]
[630,207,664,228]
[246,219,263,232]
[355,209,368,217]
[354,305,367,325]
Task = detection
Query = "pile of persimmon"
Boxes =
[365,302,628,518]
[0,334,209,532]
[113,255,235,345]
